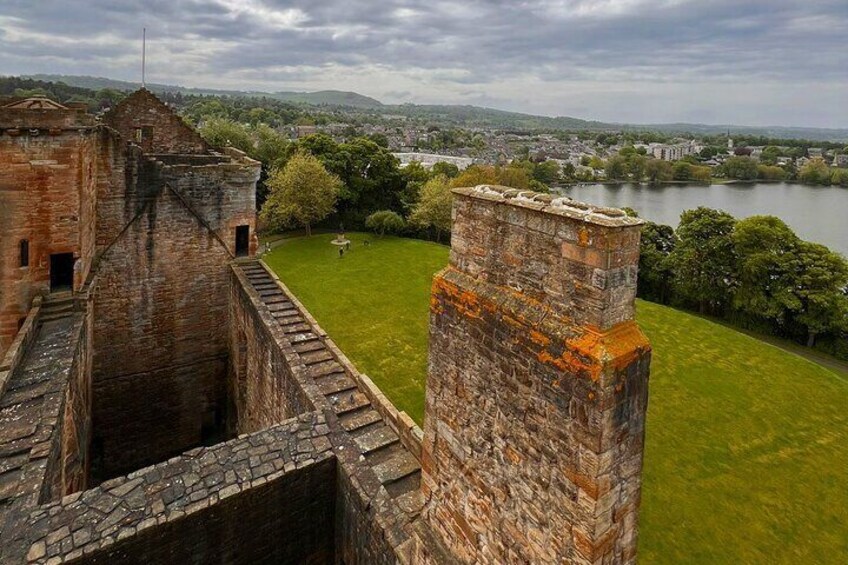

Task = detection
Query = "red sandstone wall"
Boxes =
[420,187,651,564]
[102,89,209,155]
[0,128,99,356]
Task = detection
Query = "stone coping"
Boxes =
[453,184,645,228]
[0,412,335,564]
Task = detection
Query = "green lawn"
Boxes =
[266,232,848,564]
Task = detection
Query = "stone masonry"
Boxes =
[0,90,651,564]
[418,186,651,563]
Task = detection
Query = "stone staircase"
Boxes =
[39,292,75,323]
[237,261,423,515]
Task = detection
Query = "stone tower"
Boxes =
[420,185,651,563]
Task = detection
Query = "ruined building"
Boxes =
[0,90,651,563]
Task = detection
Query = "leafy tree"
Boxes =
[760,146,782,165]
[198,117,254,154]
[261,152,340,236]
[605,156,628,181]
[756,164,787,181]
[365,210,405,236]
[431,162,460,178]
[731,216,800,327]
[496,164,531,190]
[690,165,712,183]
[799,158,832,185]
[723,156,759,180]
[669,207,737,314]
[451,164,500,188]
[366,133,389,148]
[672,161,693,181]
[588,155,605,170]
[561,162,577,181]
[410,175,453,242]
[790,242,848,346]
[628,154,647,181]
[638,222,676,303]
[399,161,430,211]
[284,134,406,225]
[533,160,561,185]
[831,168,848,187]
[645,159,673,184]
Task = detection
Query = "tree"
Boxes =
[199,117,254,154]
[261,152,340,236]
[365,210,405,236]
[690,165,712,183]
[669,207,737,314]
[723,156,759,180]
[431,162,460,178]
[628,155,647,181]
[799,158,832,185]
[588,155,605,170]
[645,159,673,184]
[533,160,561,186]
[731,216,800,327]
[496,164,531,190]
[831,168,848,187]
[451,165,499,188]
[756,164,787,181]
[561,162,577,181]
[638,222,676,303]
[790,242,848,346]
[410,175,453,242]
[605,155,628,181]
[672,161,693,181]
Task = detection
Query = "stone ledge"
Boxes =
[452,184,645,228]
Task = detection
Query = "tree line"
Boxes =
[636,208,848,358]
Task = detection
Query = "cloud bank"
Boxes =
[1,0,846,127]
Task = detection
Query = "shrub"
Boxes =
[365,210,406,236]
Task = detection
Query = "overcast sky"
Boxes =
[1,0,846,128]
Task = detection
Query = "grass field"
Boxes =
[265,232,848,564]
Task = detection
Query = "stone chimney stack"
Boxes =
[419,186,651,563]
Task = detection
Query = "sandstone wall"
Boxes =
[90,148,258,481]
[0,124,99,356]
[102,88,209,155]
[419,186,652,564]
[228,265,315,433]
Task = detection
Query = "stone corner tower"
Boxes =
[419,185,651,563]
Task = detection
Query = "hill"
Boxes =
[15,74,848,140]
[26,74,383,109]
[265,232,848,564]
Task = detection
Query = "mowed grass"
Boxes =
[266,232,848,564]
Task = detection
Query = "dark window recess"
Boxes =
[17,317,26,331]
[19,239,29,267]
[235,225,250,257]
[49,253,74,292]
[141,126,154,140]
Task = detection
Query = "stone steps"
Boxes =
[237,261,422,508]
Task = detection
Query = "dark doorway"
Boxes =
[49,253,74,292]
[235,225,250,257]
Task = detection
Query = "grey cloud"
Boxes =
[0,0,846,127]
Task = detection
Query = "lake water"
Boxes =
[559,182,848,257]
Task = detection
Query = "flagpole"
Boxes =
[142,28,146,88]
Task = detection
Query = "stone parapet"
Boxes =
[450,185,644,330]
[419,186,652,563]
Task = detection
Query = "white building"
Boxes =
[392,152,474,170]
